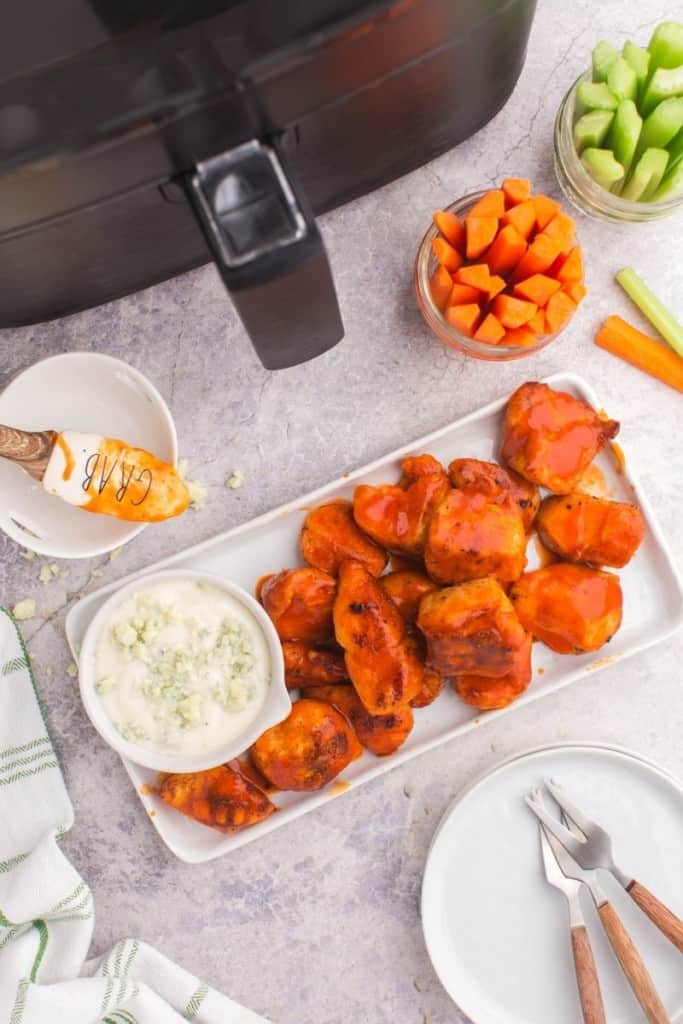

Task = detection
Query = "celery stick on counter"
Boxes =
[616,267,683,358]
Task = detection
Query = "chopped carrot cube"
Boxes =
[563,282,587,305]
[555,245,584,283]
[445,303,481,337]
[492,294,538,329]
[501,199,536,240]
[528,309,548,335]
[432,237,464,272]
[448,283,482,306]
[502,326,539,347]
[532,194,560,230]
[545,290,577,333]
[512,234,562,282]
[542,212,575,252]
[502,178,532,206]
[455,264,491,291]
[513,273,562,307]
[465,216,498,260]
[485,275,506,300]
[486,224,527,276]
[474,313,506,345]
[429,264,454,310]
[468,190,506,218]
[433,211,466,252]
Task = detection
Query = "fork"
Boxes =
[529,788,670,1024]
[534,778,683,954]
[539,822,606,1023]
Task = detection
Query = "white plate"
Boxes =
[65,372,683,862]
[421,743,683,1024]
[0,352,178,558]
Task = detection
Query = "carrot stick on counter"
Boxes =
[595,315,683,393]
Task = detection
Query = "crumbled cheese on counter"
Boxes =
[38,563,60,584]
[178,459,207,510]
[109,548,122,562]
[226,469,245,490]
[91,569,105,579]
[12,599,36,621]
[20,550,36,561]
[67,662,78,678]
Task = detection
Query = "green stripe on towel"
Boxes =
[0,737,50,761]
[0,760,58,788]
[2,656,29,676]
[184,981,209,1019]
[29,921,48,982]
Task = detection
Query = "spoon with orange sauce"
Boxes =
[0,425,189,522]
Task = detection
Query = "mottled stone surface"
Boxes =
[1,2,682,1021]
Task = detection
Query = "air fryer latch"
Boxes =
[186,140,343,370]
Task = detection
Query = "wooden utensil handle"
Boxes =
[598,900,670,1024]
[571,924,606,1024]
[627,879,683,953]
[0,425,56,482]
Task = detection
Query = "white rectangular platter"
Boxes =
[66,372,683,863]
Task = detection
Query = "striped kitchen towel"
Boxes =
[0,608,269,1024]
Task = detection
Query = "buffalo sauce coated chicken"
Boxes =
[158,762,275,832]
[333,558,423,714]
[379,571,444,707]
[536,494,645,568]
[304,684,414,757]
[252,698,362,790]
[353,454,450,556]
[453,634,532,710]
[259,568,336,642]
[281,640,348,690]
[501,382,619,494]
[425,488,527,586]
[448,458,540,532]
[300,500,387,577]
[510,563,623,654]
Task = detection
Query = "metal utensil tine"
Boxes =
[546,779,595,837]
[525,791,585,858]
[562,810,585,840]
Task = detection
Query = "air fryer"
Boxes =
[0,0,538,368]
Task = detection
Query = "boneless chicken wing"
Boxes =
[308,684,414,757]
[159,762,275,833]
[425,489,526,586]
[334,559,423,714]
[509,563,623,654]
[379,571,439,625]
[300,500,387,577]
[453,633,532,710]
[536,494,645,568]
[259,568,336,642]
[417,577,530,680]
[448,457,540,532]
[353,454,450,556]
[251,699,362,791]
[282,640,348,690]
[501,382,619,494]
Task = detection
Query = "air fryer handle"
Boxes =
[187,140,343,370]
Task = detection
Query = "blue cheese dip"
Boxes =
[93,579,270,756]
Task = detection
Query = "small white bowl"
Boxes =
[78,568,290,773]
[0,351,178,558]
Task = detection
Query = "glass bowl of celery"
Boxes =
[554,22,683,222]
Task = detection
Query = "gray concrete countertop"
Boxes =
[1,2,682,1021]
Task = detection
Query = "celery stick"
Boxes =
[607,57,637,102]
[581,148,625,190]
[616,267,683,357]
[665,127,683,173]
[609,101,642,179]
[651,157,683,201]
[573,110,615,153]
[576,81,619,115]
[641,65,683,116]
[621,148,669,200]
[592,41,618,82]
[647,22,683,71]
[623,41,650,95]
[638,97,683,152]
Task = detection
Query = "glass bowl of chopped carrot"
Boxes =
[414,181,587,360]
